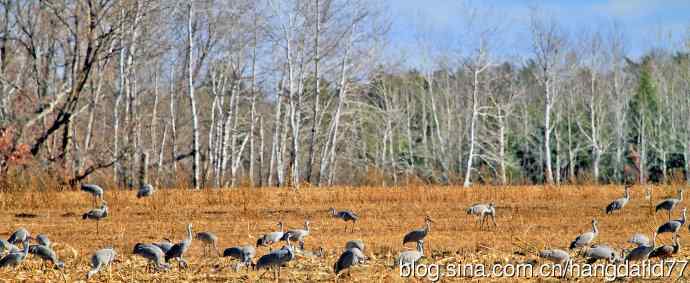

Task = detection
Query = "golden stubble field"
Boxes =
[0,185,688,282]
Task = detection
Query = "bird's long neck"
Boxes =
[186,226,192,242]
[624,188,629,199]
[681,210,686,224]
[304,222,309,231]
[424,222,431,234]
[673,237,680,253]
[679,191,683,201]
[591,222,598,235]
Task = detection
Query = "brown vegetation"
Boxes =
[0,185,688,281]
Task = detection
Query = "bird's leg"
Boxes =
[491,215,498,228]
[96,220,100,234]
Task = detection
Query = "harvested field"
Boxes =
[0,185,688,281]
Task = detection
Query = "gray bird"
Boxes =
[133,243,170,271]
[256,222,285,250]
[538,249,570,264]
[29,244,64,269]
[0,239,19,254]
[657,208,686,235]
[0,239,29,268]
[398,240,424,267]
[656,189,683,221]
[137,183,154,198]
[153,238,174,254]
[165,223,193,268]
[254,242,294,280]
[626,233,656,262]
[466,203,498,229]
[7,227,30,245]
[334,247,365,277]
[83,201,109,233]
[402,216,434,247]
[628,233,650,247]
[569,219,598,250]
[649,234,680,259]
[345,240,364,253]
[36,234,51,248]
[86,248,117,280]
[81,184,104,206]
[222,245,256,270]
[195,231,220,256]
[583,244,618,264]
[281,220,310,250]
[330,208,359,232]
[606,186,630,214]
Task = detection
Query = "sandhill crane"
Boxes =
[81,184,104,206]
[330,208,359,232]
[36,234,51,248]
[606,186,630,214]
[133,243,170,272]
[0,239,18,254]
[402,216,434,249]
[649,234,680,259]
[334,247,365,278]
[223,245,256,270]
[165,224,193,269]
[256,222,285,250]
[86,248,117,280]
[195,231,220,256]
[626,233,656,262]
[627,233,650,247]
[0,239,29,268]
[282,220,310,250]
[345,240,364,253]
[583,244,618,264]
[7,227,30,245]
[569,219,598,251]
[255,241,294,280]
[538,249,570,265]
[466,203,497,229]
[656,189,683,221]
[83,201,108,233]
[398,240,424,267]
[137,183,154,198]
[28,244,64,269]
[656,208,686,235]
[153,238,173,254]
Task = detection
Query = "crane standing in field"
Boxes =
[195,231,220,256]
[466,203,498,229]
[83,201,109,234]
[330,208,359,232]
[28,244,64,269]
[282,220,310,250]
[86,248,117,280]
[0,239,29,268]
[165,223,193,268]
[402,215,434,253]
[256,222,286,250]
[137,183,155,198]
[626,233,656,262]
[7,227,30,245]
[656,189,683,221]
[649,234,680,259]
[398,240,424,267]
[81,184,104,206]
[656,207,686,235]
[223,245,256,270]
[255,240,294,280]
[133,243,170,272]
[569,219,598,252]
[605,186,630,214]
[334,246,366,278]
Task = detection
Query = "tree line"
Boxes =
[0,0,689,190]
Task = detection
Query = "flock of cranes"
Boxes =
[1,183,689,280]
[539,186,687,273]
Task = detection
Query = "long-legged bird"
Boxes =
[255,240,294,280]
[86,248,117,280]
[330,208,359,232]
[402,216,434,250]
[223,245,256,270]
[656,189,683,221]
[195,231,220,256]
[657,207,686,235]
[256,222,285,250]
[83,201,108,234]
[0,239,29,269]
[165,223,193,269]
[133,243,170,272]
[29,244,64,269]
[569,219,598,251]
[606,186,630,214]
[81,184,104,206]
[282,220,310,250]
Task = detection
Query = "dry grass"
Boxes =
[0,185,688,282]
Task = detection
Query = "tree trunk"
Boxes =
[187,1,200,190]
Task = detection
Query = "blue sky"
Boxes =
[385,0,690,64]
